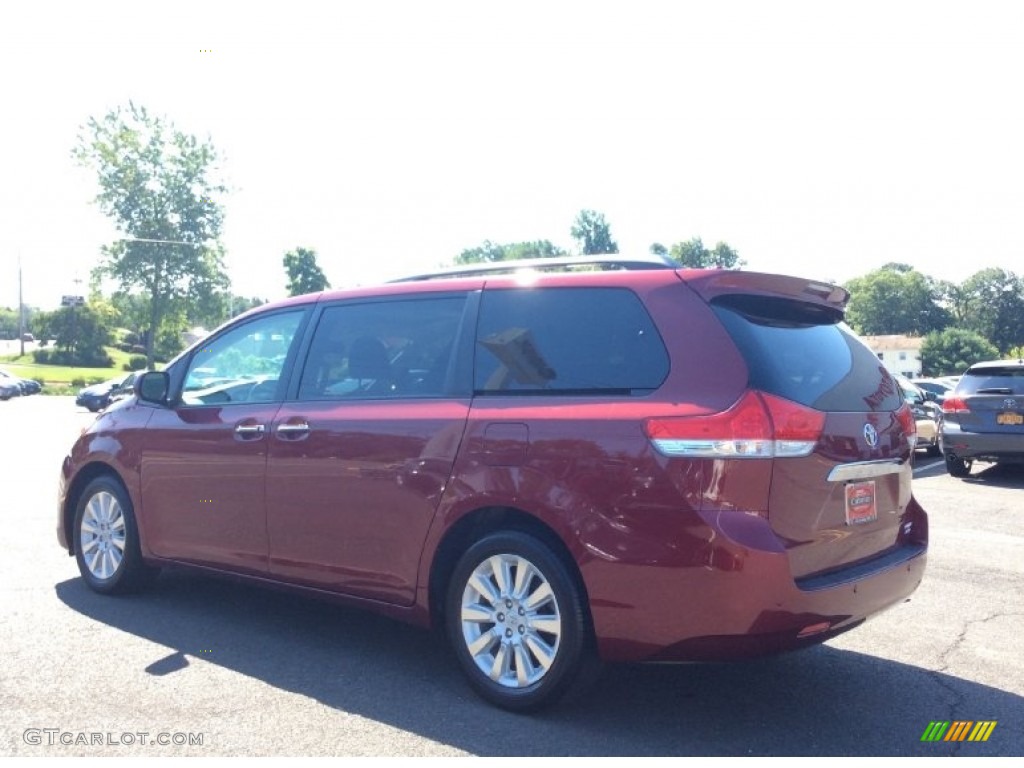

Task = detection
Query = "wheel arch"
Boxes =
[426,505,592,633]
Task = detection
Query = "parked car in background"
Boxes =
[941,359,1024,477]
[0,368,40,396]
[75,373,137,413]
[896,375,941,456]
[0,378,19,400]
[57,256,928,711]
[911,377,953,405]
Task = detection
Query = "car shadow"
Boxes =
[55,573,1022,756]
[961,462,1024,489]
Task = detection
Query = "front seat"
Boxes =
[348,336,392,394]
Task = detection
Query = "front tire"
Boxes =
[446,531,593,712]
[73,477,157,594]
[945,454,971,478]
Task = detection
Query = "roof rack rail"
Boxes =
[390,253,678,282]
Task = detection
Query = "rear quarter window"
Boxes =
[475,287,669,395]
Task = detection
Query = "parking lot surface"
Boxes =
[2,396,1022,756]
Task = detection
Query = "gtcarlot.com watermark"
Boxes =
[24,728,204,747]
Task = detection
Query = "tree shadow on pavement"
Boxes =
[56,572,1023,757]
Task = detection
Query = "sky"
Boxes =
[2,0,1024,311]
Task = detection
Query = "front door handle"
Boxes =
[234,422,266,440]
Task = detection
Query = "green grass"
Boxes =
[0,346,133,385]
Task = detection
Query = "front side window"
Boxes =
[297,296,466,400]
[181,310,304,406]
[474,288,669,395]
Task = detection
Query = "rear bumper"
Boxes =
[583,498,928,663]
[941,423,1024,461]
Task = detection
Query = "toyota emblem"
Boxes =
[863,423,879,448]
[1004,398,1018,409]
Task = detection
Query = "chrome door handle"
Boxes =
[234,423,266,435]
[275,420,311,440]
[276,423,310,435]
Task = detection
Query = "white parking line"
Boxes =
[913,459,945,474]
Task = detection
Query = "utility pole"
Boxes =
[18,254,25,358]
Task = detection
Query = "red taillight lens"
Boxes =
[942,397,969,414]
[761,392,826,443]
[645,390,823,458]
[895,403,917,448]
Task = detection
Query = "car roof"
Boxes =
[964,359,1024,372]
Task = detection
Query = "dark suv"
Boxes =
[940,359,1024,477]
[58,256,928,711]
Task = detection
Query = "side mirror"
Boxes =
[137,371,170,405]
[924,391,937,402]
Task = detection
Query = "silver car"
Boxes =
[940,360,1024,477]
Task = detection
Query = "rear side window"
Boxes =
[712,295,903,412]
[475,287,669,395]
[957,367,1024,395]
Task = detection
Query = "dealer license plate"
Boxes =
[845,480,877,526]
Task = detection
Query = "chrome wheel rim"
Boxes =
[80,491,126,581]
[460,554,562,689]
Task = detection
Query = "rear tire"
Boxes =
[445,531,594,712]
[945,454,971,478]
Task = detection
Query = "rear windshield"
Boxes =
[712,295,903,412]
[957,367,1024,395]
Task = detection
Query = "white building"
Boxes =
[861,335,923,378]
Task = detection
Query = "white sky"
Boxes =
[2,0,1024,310]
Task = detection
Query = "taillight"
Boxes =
[942,397,969,414]
[895,403,917,449]
[644,390,824,458]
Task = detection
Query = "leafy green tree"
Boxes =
[284,247,331,296]
[37,302,116,366]
[959,268,1024,354]
[455,240,567,265]
[843,266,950,336]
[74,101,229,368]
[571,210,618,255]
[0,307,19,340]
[921,328,998,376]
[1007,345,1024,360]
[666,237,744,269]
[649,243,668,257]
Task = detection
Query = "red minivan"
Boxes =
[58,256,927,711]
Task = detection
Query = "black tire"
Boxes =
[445,531,594,712]
[73,476,157,594]
[945,454,971,478]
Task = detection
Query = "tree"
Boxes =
[571,210,618,255]
[283,247,331,296]
[74,101,229,368]
[455,240,567,265]
[843,266,950,336]
[958,268,1024,355]
[35,302,116,366]
[921,328,999,376]
[664,237,744,269]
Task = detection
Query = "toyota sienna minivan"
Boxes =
[58,255,928,711]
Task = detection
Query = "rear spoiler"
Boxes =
[680,270,850,312]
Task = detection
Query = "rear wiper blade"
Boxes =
[977,387,1013,394]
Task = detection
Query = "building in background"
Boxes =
[862,335,923,378]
